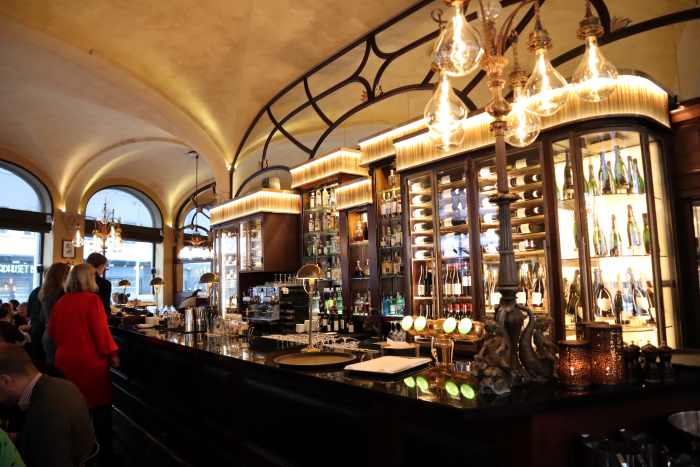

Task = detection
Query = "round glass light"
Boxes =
[525,48,570,117]
[401,315,414,331]
[445,380,460,398]
[403,376,416,389]
[443,317,457,334]
[458,317,473,335]
[414,315,427,332]
[460,383,476,400]
[431,0,484,77]
[572,35,618,102]
[416,375,430,393]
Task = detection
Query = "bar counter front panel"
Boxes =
[110,326,700,467]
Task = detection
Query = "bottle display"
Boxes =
[479,150,547,317]
[347,208,370,315]
[302,184,341,290]
[378,165,405,317]
[219,230,239,314]
[408,173,435,317]
[240,217,263,270]
[557,130,657,344]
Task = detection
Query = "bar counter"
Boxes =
[110,325,700,467]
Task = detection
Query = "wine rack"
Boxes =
[557,130,658,345]
[407,172,436,319]
[476,149,549,318]
[301,183,341,286]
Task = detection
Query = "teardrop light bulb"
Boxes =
[478,0,502,21]
[424,72,467,150]
[505,86,541,148]
[572,35,618,102]
[431,0,483,77]
[525,47,569,117]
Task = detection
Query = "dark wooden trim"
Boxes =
[233,165,290,199]
[0,208,52,233]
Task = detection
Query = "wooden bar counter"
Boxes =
[109,325,700,467]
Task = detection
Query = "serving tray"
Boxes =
[274,352,357,370]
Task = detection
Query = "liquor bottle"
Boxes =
[388,169,397,188]
[417,266,425,297]
[314,213,321,232]
[329,188,336,209]
[586,161,600,197]
[443,265,452,297]
[633,159,645,194]
[593,269,613,318]
[642,213,652,255]
[523,189,543,200]
[613,274,624,324]
[335,288,344,315]
[308,213,315,233]
[316,189,323,207]
[609,214,622,256]
[563,150,575,200]
[396,292,405,315]
[353,260,364,278]
[613,146,629,194]
[516,269,528,305]
[565,270,583,322]
[310,191,316,209]
[598,152,613,194]
[626,204,641,250]
[531,262,545,308]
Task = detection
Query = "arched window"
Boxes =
[0,161,53,302]
[85,187,161,228]
[84,187,163,302]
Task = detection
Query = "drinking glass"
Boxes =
[431,336,455,369]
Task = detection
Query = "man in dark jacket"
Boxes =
[86,252,112,318]
[0,344,96,467]
[26,286,44,363]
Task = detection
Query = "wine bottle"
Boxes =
[598,152,609,194]
[516,223,545,234]
[593,269,613,318]
[523,189,543,200]
[565,270,583,322]
[613,146,629,194]
[613,274,624,324]
[592,216,608,257]
[633,159,645,194]
[513,154,539,169]
[626,204,641,250]
[310,191,316,209]
[461,261,472,293]
[425,266,433,297]
[443,265,452,297]
[516,268,529,305]
[453,264,462,296]
[563,150,575,200]
[642,213,652,254]
[531,262,545,308]
[515,206,543,217]
[509,173,542,187]
[609,214,622,256]
[586,161,600,197]
[417,266,425,297]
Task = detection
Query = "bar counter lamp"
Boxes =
[589,323,625,385]
[557,340,591,390]
[199,272,219,310]
[425,0,618,394]
[150,277,164,308]
[296,263,323,353]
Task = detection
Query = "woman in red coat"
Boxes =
[49,263,119,464]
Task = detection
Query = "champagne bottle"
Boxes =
[613,145,629,194]
[531,262,545,308]
[606,161,616,194]
[417,266,425,297]
[563,150,575,200]
[633,159,645,194]
[626,204,641,249]
[613,274,624,324]
[642,213,652,254]
[627,156,638,194]
[609,214,622,256]
[598,152,613,194]
[425,266,433,297]
[515,206,544,217]
[443,265,452,297]
[586,161,600,197]
[565,270,583,321]
[593,268,613,318]
[593,215,608,257]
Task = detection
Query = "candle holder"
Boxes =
[589,323,625,386]
[557,340,591,390]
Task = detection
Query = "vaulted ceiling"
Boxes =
[0,0,698,219]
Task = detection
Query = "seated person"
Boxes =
[0,322,25,345]
[0,344,96,467]
[14,304,28,329]
[9,300,19,312]
[0,427,25,467]
[0,305,12,322]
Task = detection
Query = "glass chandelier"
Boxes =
[92,201,122,254]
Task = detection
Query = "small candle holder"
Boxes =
[589,323,625,386]
[557,340,591,390]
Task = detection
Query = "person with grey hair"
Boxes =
[0,344,96,467]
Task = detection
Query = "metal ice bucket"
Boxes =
[668,410,700,452]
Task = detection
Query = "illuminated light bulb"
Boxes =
[72,228,84,248]
[443,317,457,334]
[445,380,460,398]
[403,376,416,388]
[416,375,430,393]
[401,315,414,331]
[478,0,502,21]
[525,47,569,117]
[572,35,618,102]
[431,0,483,77]
[458,317,473,335]
[424,72,467,151]
[505,86,541,148]
[460,383,476,399]
[414,315,427,332]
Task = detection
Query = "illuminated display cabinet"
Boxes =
[397,117,677,346]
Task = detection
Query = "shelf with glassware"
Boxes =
[375,164,406,319]
[476,149,550,321]
[554,129,668,346]
[404,163,474,325]
[346,208,371,314]
[239,216,263,271]
[216,227,239,314]
[301,184,341,285]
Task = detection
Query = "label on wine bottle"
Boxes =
[417,284,425,296]
[515,158,527,169]
[532,292,543,306]
[516,291,527,305]
[596,297,611,312]
[516,208,526,218]
[462,275,471,287]
[452,283,461,296]
[520,223,531,234]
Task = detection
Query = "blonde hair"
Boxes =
[65,264,99,294]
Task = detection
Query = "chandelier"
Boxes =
[178,150,212,260]
[92,200,123,254]
[421,0,619,395]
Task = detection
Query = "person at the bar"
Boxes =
[85,253,112,318]
[38,263,71,368]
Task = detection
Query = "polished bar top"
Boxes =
[112,325,700,418]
